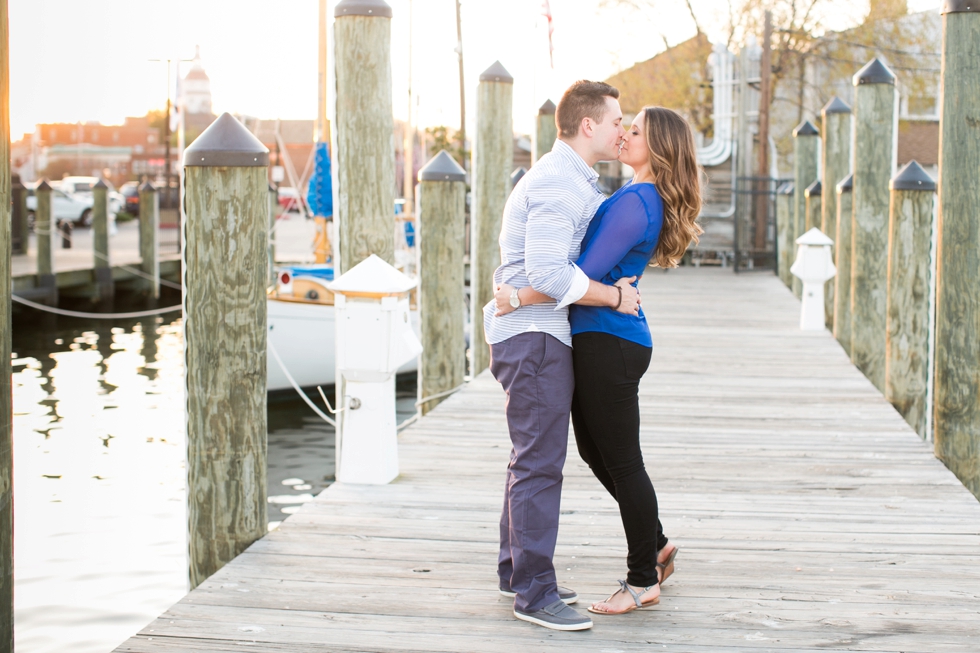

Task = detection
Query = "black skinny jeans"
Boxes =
[571,331,668,588]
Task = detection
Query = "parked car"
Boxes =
[58,176,125,215]
[120,181,140,215]
[25,182,117,233]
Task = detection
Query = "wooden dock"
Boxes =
[11,221,181,296]
[115,267,980,652]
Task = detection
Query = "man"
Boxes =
[484,80,638,631]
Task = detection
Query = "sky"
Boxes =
[9,0,941,141]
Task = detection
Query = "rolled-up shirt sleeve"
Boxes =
[524,176,588,304]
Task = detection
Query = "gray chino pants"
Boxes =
[490,332,574,613]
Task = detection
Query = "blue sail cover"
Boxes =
[306,141,333,217]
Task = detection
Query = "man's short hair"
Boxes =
[555,81,621,139]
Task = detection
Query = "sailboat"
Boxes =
[266,0,421,393]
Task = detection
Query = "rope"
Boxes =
[91,250,183,290]
[267,339,337,427]
[11,294,182,319]
[415,382,467,408]
[397,412,420,432]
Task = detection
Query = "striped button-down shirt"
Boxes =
[483,140,605,347]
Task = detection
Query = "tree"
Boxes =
[424,125,467,168]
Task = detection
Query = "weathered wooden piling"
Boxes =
[804,181,828,328]
[34,179,57,303]
[92,179,113,302]
[334,0,395,273]
[792,121,820,298]
[470,61,513,376]
[850,58,898,393]
[821,97,851,330]
[885,161,935,439]
[834,174,855,355]
[776,181,794,288]
[268,183,277,284]
[11,175,25,255]
[0,2,12,644]
[182,112,270,589]
[417,151,467,415]
[534,99,556,163]
[138,181,160,298]
[805,181,822,232]
[933,1,980,499]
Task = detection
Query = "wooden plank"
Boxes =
[114,268,980,652]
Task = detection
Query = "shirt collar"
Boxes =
[552,139,600,184]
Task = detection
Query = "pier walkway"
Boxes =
[11,221,181,295]
[116,267,980,652]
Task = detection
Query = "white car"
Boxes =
[59,176,125,215]
[26,182,118,233]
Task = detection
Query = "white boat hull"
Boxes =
[267,298,419,392]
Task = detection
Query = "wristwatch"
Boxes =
[509,288,521,309]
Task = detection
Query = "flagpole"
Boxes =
[455,0,466,167]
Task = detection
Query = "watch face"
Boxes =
[510,291,520,308]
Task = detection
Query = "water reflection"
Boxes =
[12,312,186,653]
[11,297,417,652]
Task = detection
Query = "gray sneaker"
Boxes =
[514,599,593,631]
[499,583,578,605]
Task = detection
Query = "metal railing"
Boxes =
[733,176,791,272]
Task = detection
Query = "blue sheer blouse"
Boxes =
[568,181,664,348]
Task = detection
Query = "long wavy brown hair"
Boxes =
[640,106,704,268]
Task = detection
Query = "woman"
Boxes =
[495,106,703,615]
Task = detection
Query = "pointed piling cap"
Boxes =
[138,180,156,193]
[184,113,270,167]
[942,0,979,14]
[480,61,514,84]
[890,160,936,191]
[328,254,417,295]
[793,120,819,137]
[93,178,108,190]
[805,180,822,197]
[36,178,52,192]
[837,174,854,194]
[777,181,794,195]
[539,99,557,115]
[795,227,834,246]
[419,150,466,182]
[511,167,527,187]
[335,0,392,18]
[853,58,896,86]
[822,97,851,115]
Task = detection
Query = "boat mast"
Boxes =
[314,0,333,264]
[455,0,465,167]
[317,0,330,147]
[403,0,414,212]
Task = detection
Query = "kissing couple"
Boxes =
[484,80,703,631]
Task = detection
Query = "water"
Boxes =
[9,290,417,652]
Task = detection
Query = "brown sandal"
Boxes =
[658,545,679,586]
[587,580,660,615]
